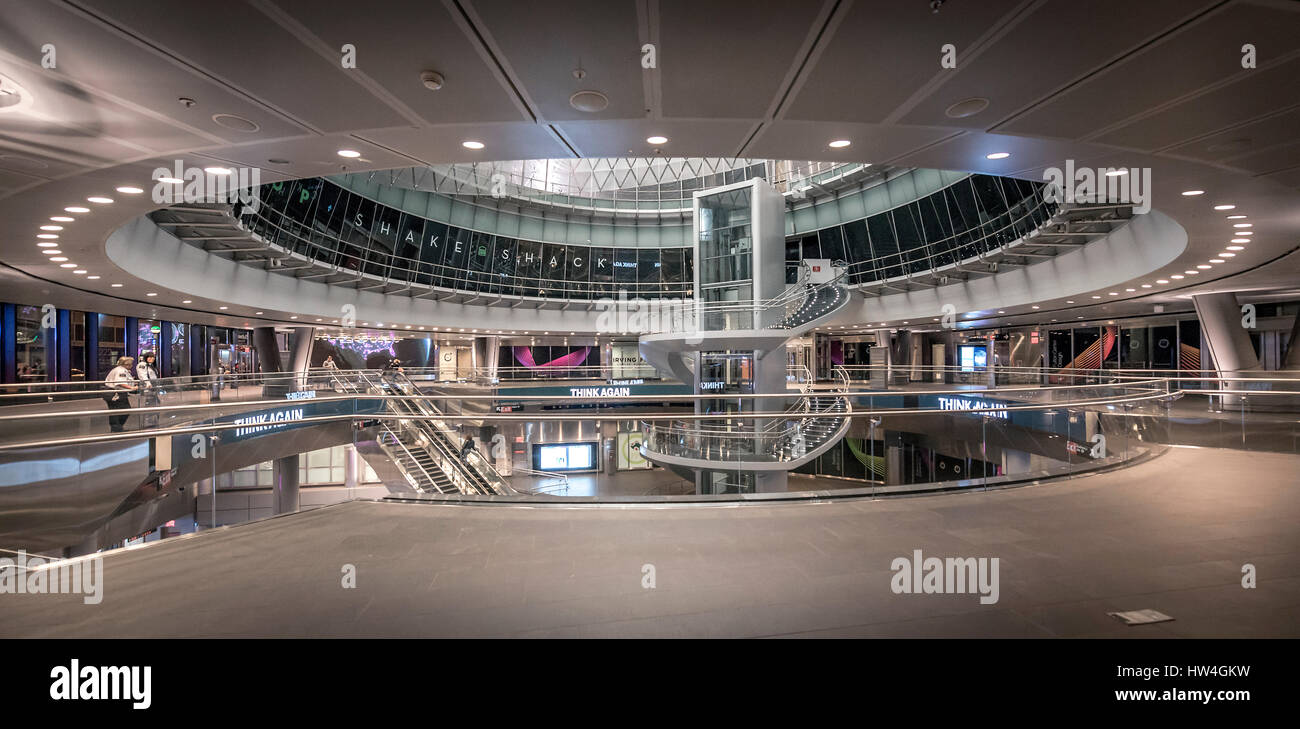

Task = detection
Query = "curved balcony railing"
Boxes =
[199,173,1052,302]
[842,181,1062,285]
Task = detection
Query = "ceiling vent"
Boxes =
[570,90,609,113]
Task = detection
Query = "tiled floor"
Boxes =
[3,447,1297,638]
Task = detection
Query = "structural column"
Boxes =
[271,454,300,515]
[252,326,283,372]
[1192,293,1259,374]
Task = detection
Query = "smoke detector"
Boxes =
[420,71,445,91]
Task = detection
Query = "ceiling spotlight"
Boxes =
[462,140,485,150]
[156,176,183,184]
[1092,295,1102,299]
[203,167,232,175]
[1231,238,1250,243]
[1108,292,1119,295]
[828,140,852,148]
[146,292,157,296]
[1141,284,1152,288]
[111,283,123,287]
[1236,230,1253,235]
[64,206,90,213]
[255,311,263,315]
[1031,305,1040,310]
[1125,288,1135,292]
[1156,279,1169,284]
[337,149,361,158]
[1180,190,1204,196]
[1233,223,1252,228]
[985,152,1010,160]
[1209,259,1225,264]
[1104,169,1128,177]
[59,263,77,268]
[1197,265,1211,269]
[1066,300,1075,304]
[1226,215,1246,220]
[87,275,100,280]
[49,256,67,262]
[87,197,113,204]
[50,216,73,222]
[1171,275,1184,279]
[1185,270,1198,275]
[290,315,298,320]
[1219,252,1236,258]
[646,136,668,145]
[73,269,86,274]
[39,225,62,231]
[182,300,192,304]
[115,186,143,194]
[218,306,228,310]
[1213,204,1235,210]
[41,249,60,255]
[37,233,57,239]
[1226,245,1244,251]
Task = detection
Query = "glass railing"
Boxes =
[3,367,1297,557]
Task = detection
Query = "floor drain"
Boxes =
[1108,609,1174,625]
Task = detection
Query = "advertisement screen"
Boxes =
[959,345,987,372]
[533,443,598,472]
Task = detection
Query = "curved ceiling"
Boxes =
[0,0,1297,331]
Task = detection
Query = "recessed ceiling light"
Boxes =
[1092,295,1102,299]
[985,152,1010,160]
[39,225,62,231]
[59,263,76,268]
[1141,284,1152,288]
[1226,245,1244,251]
[1125,288,1135,292]
[462,140,485,150]
[1209,259,1225,264]
[146,292,157,296]
[87,275,99,280]
[86,196,113,204]
[37,233,57,239]
[111,283,123,287]
[1230,238,1250,243]
[1171,275,1184,279]
[1236,230,1253,235]
[1218,253,1235,258]
[645,136,668,145]
[73,269,86,274]
[218,306,228,310]
[1213,204,1235,210]
[49,256,67,262]
[1181,190,1204,196]
[290,315,298,320]
[1197,264,1211,269]
[203,167,232,176]
[64,206,90,213]
[1031,305,1040,310]
[156,176,183,184]
[828,140,851,148]
[1184,270,1198,275]
[336,149,361,158]
[1104,169,1128,177]
[1233,223,1252,228]
[1066,300,1074,303]
[1226,214,1246,219]
[255,311,263,315]
[1108,291,1119,295]
[41,249,60,255]
[182,300,192,304]
[50,216,73,222]
[115,186,143,194]
[1156,279,1169,284]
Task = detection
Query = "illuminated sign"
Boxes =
[936,396,1008,419]
[232,408,304,438]
[284,390,317,401]
[700,381,726,391]
[569,386,630,398]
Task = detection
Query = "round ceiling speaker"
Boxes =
[212,113,260,132]
[945,97,990,119]
[569,90,609,113]
[421,70,445,91]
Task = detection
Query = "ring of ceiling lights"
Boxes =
[108,166,1186,335]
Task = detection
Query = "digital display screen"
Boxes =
[533,443,598,472]
[959,345,987,372]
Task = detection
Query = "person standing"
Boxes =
[104,356,138,432]
[136,352,161,427]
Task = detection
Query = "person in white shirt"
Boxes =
[104,356,137,432]
[135,352,161,426]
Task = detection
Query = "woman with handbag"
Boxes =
[104,356,138,432]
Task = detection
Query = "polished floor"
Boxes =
[2,447,1297,638]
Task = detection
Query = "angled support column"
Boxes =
[1192,293,1259,407]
